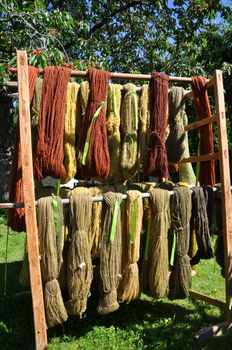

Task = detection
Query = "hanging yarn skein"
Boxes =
[76,81,89,170]
[106,83,123,181]
[138,84,150,170]
[192,76,216,186]
[118,190,143,302]
[63,82,80,182]
[190,187,214,265]
[144,72,169,179]
[166,87,186,164]
[8,66,40,232]
[77,68,111,178]
[179,112,196,185]
[168,186,192,300]
[120,83,139,179]
[37,196,67,327]
[148,188,170,298]
[98,192,122,314]
[66,194,93,317]
[34,66,71,180]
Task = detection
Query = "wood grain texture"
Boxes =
[17,50,47,350]
[214,69,232,321]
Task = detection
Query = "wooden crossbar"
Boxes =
[185,115,218,131]
[180,152,220,164]
[189,290,226,309]
[8,66,204,82]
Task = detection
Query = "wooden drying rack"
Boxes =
[1,50,232,349]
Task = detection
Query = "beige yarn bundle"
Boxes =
[71,186,108,258]
[65,194,93,317]
[98,192,122,314]
[148,188,171,298]
[118,190,143,302]
[120,83,139,179]
[106,84,123,181]
[37,196,67,327]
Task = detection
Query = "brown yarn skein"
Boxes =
[144,72,169,178]
[34,66,71,180]
[78,68,111,178]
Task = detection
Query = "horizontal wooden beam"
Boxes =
[190,290,226,309]
[8,67,212,83]
[185,115,218,131]
[180,152,220,164]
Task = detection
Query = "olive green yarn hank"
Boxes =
[98,192,122,314]
[31,77,43,127]
[148,188,171,298]
[118,190,143,302]
[168,186,192,300]
[76,81,90,169]
[37,196,67,327]
[106,83,123,181]
[120,83,138,179]
[166,87,186,164]
[66,194,93,317]
[138,84,150,169]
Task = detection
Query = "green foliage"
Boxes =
[0,0,231,149]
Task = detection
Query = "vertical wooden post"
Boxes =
[17,51,48,349]
[214,70,232,321]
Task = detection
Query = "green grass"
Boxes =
[0,218,231,350]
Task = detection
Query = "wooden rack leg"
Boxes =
[17,50,47,349]
[214,69,232,321]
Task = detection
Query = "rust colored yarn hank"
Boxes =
[78,68,111,178]
[191,76,216,186]
[34,66,71,180]
[144,72,169,179]
[8,66,40,232]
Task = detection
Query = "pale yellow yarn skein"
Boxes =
[63,82,80,182]
[138,84,150,169]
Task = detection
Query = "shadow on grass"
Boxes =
[0,261,34,350]
[0,261,231,350]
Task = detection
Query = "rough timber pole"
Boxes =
[214,70,232,321]
[17,50,47,349]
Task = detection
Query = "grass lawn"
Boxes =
[0,216,232,350]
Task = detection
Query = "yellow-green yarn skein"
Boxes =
[76,81,90,169]
[179,112,196,185]
[63,82,80,182]
[106,84,123,181]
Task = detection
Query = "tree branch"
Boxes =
[89,0,150,36]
